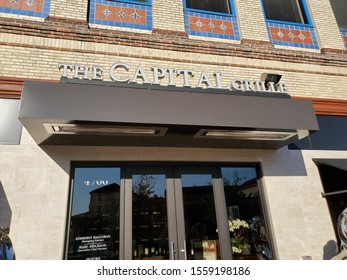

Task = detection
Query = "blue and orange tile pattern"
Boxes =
[184,10,240,41]
[266,22,319,50]
[89,0,152,31]
[0,0,50,18]
[341,29,347,49]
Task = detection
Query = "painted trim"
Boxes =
[0,77,58,99]
[292,96,347,116]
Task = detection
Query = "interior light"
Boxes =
[43,123,167,136]
[195,129,298,141]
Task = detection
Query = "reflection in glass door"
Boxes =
[180,173,220,260]
[67,164,271,260]
[132,174,169,260]
[126,167,232,260]
[221,167,273,260]
[66,167,121,260]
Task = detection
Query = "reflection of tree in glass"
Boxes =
[223,170,246,186]
[132,175,169,259]
[133,175,156,198]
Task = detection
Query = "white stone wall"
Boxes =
[0,128,343,259]
[0,129,70,259]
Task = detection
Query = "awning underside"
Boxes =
[18,81,319,149]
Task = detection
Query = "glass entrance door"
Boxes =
[124,166,232,260]
[173,167,231,260]
[131,172,170,260]
[123,167,176,260]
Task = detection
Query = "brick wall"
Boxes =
[152,0,185,32]
[1,0,346,50]
[49,0,88,20]
[0,29,346,100]
[234,0,269,43]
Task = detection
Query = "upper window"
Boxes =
[185,0,232,14]
[262,0,309,24]
[330,0,347,29]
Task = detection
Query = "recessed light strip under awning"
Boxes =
[43,123,168,136]
[195,129,300,141]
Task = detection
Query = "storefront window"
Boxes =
[316,161,347,258]
[66,167,121,260]
[221,167,273,260]
[66,164,272,260]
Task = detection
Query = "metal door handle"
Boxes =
[181,240,187,260]
[171,241,176,260]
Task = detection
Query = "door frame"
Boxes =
[121,165,232,260]
[122,166,174,260]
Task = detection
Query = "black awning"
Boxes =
[314,159,347,172]
[18,80,319,149]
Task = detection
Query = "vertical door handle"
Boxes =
[171,241,176,260]
[180,240,187,260]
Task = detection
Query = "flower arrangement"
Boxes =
[229,219,250,254]
[229,219,249,232]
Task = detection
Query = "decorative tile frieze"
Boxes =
[184,10,240,41]
[0,0,50,18]
[266,21,319,50]
[89,0,152,31]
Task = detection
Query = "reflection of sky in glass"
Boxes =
[72,167,121,216]
[221,167,257,186]
[70,167,258,215]
[132,174,166,197]
[181,174,212,187]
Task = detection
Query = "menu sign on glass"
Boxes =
[67,167,121,260]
